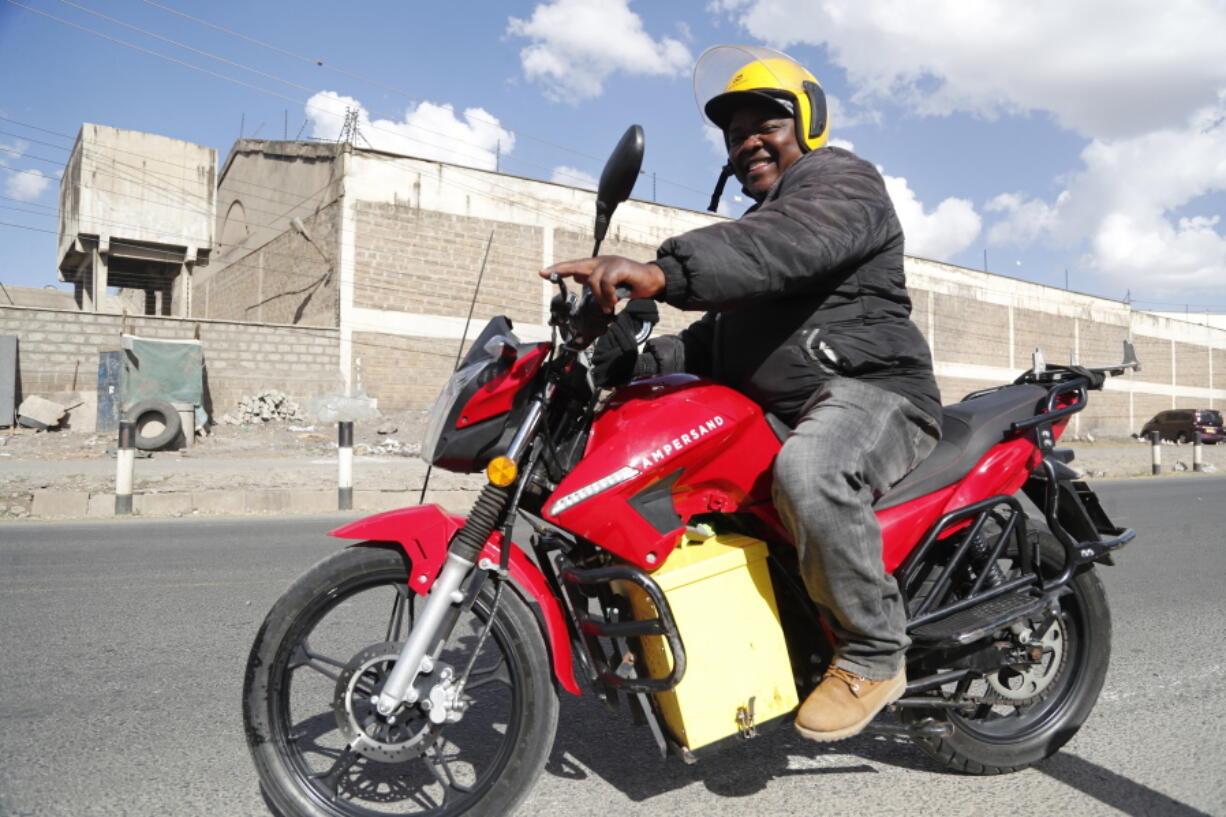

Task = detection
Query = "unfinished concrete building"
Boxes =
[58,124,215,315]
[194,137,1225,436]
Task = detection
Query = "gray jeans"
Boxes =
[772,377,940,680]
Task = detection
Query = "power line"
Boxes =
[1,1,554,178]
[6,0,711,205]
[139,0,608,165]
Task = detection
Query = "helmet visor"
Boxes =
[693,44,804,129]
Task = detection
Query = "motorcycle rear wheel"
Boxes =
[243,544,559,817]
[904,533,1111,774]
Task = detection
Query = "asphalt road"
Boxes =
[1,476,1223,817]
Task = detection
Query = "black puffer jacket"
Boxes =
[637,146,941,425]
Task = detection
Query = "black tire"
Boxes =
[243,545,559,817]
[904,533,1111,774]
[125,398,181,450]
[1175,431,1190,445]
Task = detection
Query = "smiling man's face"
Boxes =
[726,103,804,199]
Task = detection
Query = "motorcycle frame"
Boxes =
[331,374,1132,713]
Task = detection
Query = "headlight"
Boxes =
[422,358,491,464]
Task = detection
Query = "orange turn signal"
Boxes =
[486,456,518,487]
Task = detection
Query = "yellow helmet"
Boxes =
[695,45,829,153]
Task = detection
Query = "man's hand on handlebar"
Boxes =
[540,256,666,313]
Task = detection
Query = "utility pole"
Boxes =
[983,249,988,272]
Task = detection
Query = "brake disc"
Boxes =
[332,641,447,763]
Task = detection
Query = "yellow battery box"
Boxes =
[623,532,798,752]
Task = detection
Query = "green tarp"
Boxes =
[120,334,203,409]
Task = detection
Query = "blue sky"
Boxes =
[1,0,1223,313]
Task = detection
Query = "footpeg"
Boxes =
[864,717,952,739]
[909,589,1047,646]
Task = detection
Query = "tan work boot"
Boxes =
[794,665,906,742]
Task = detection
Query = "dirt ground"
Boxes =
[0,408,430,461]
[0,416,1220,520]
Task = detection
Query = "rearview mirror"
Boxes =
[592,124,644,255]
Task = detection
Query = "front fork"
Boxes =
[373,551,476,715]
[373,396,549,717]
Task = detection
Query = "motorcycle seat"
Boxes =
[875,383,1050,510]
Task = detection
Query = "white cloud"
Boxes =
[987,95,1226,292]
[551,165,598,190]
[507,0,692,102]
[713,0,1226,139]
[304,91,513,171]
[703,123,727,159]
[828,138,855,152]
[5,167,50,201]
[826,93,879,131]
[715,0,1226,294]
[985,192,1059,246]
[0,137,28,165]
[881,171,981,261]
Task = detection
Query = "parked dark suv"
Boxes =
[1140,408,1223,444]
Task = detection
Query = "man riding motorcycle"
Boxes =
[542,45,942,741]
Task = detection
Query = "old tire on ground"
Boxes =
[125,399,181,450]
[243,544,559,817]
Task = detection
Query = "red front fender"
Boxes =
[330,504,581,695]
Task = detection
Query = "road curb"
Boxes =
[13,487,479,520]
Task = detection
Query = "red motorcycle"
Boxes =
[243,127,1138,817]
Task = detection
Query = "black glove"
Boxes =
[590,299,658,388]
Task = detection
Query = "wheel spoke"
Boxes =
[289,639,346,681]
[386,583,412,643]
[463,657,511,691]
[309,743,361,800]
[423,739,475,799]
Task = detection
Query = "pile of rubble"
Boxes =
[218,390,305,425]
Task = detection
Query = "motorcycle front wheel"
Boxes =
[243,545,559,817]
[904,532,1111,774]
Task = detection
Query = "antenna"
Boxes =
[419,228,497,504]
[337,108,362,146]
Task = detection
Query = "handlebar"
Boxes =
[548,275,638,350]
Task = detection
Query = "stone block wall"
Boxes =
[350,331,468,411]
[355,204,543,329]
[1,305,340,420]
[194,201,340,327]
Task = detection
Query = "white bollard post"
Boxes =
[116,421,135,514]
[1193,438,1204,472]
[1150,430,1161,476]
[338,421,354,510]
[172,402,194,448]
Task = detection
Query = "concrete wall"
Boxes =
[906,259,1226,437]
[0,305,341,420]
[0,286,77,310]
[198,141,1226,436]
